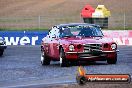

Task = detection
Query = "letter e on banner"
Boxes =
[32,36,38,45]
[20,37,30,45]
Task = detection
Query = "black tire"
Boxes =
[59,48,70,67]
[0,50,4,56]
[107,53,117,64]
[41,51,51,65]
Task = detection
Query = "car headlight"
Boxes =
[111,43,117,50]
[69,45,75,51]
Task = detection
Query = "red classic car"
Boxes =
[41,23,119,67]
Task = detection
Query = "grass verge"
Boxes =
[0,28,49,31]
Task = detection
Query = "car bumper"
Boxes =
[65,50,119,61]
[66,50,119,54]
[0,45,7,50]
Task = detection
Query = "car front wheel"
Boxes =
[59,48,70,67]
[107,53,117,64]
[41,51,51,65]
[0,50,4,56]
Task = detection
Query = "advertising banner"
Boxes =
[103,30,132,45]
[0,31,48,45]
[0,30,132,45]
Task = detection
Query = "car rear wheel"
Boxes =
[107,53,117,64]
[41,51,51,65]
[60,48,70,67]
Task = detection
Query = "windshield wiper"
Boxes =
[63,35,73,38]
[83,35,103,37]
[82,35,93,37]
[95,36,103,37]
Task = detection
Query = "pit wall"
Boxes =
[0,30,132,45]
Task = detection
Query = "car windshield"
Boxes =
[59,25,103,38]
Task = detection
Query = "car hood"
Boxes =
[60,37,113,44]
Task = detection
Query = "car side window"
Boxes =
[49,28,59,39]
[54,28,59,38]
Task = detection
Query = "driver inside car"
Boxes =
[60,28,73,37]
[78,27,93,36]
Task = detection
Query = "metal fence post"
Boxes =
[124,13,126,30]
[38,16,41,28]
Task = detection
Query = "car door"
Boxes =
[52,27,60,59]
[48,28,55,57]
[43,32,51,55]
[48,27,60,59]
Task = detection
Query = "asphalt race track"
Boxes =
[0,45,132,88]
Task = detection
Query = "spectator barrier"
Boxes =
[0,30,132,45]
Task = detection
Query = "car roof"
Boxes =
[55,23,100,28]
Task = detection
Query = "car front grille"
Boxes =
[84,44,102,52]
[78,44,104,59]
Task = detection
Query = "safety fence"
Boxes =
[0,14,131,30]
